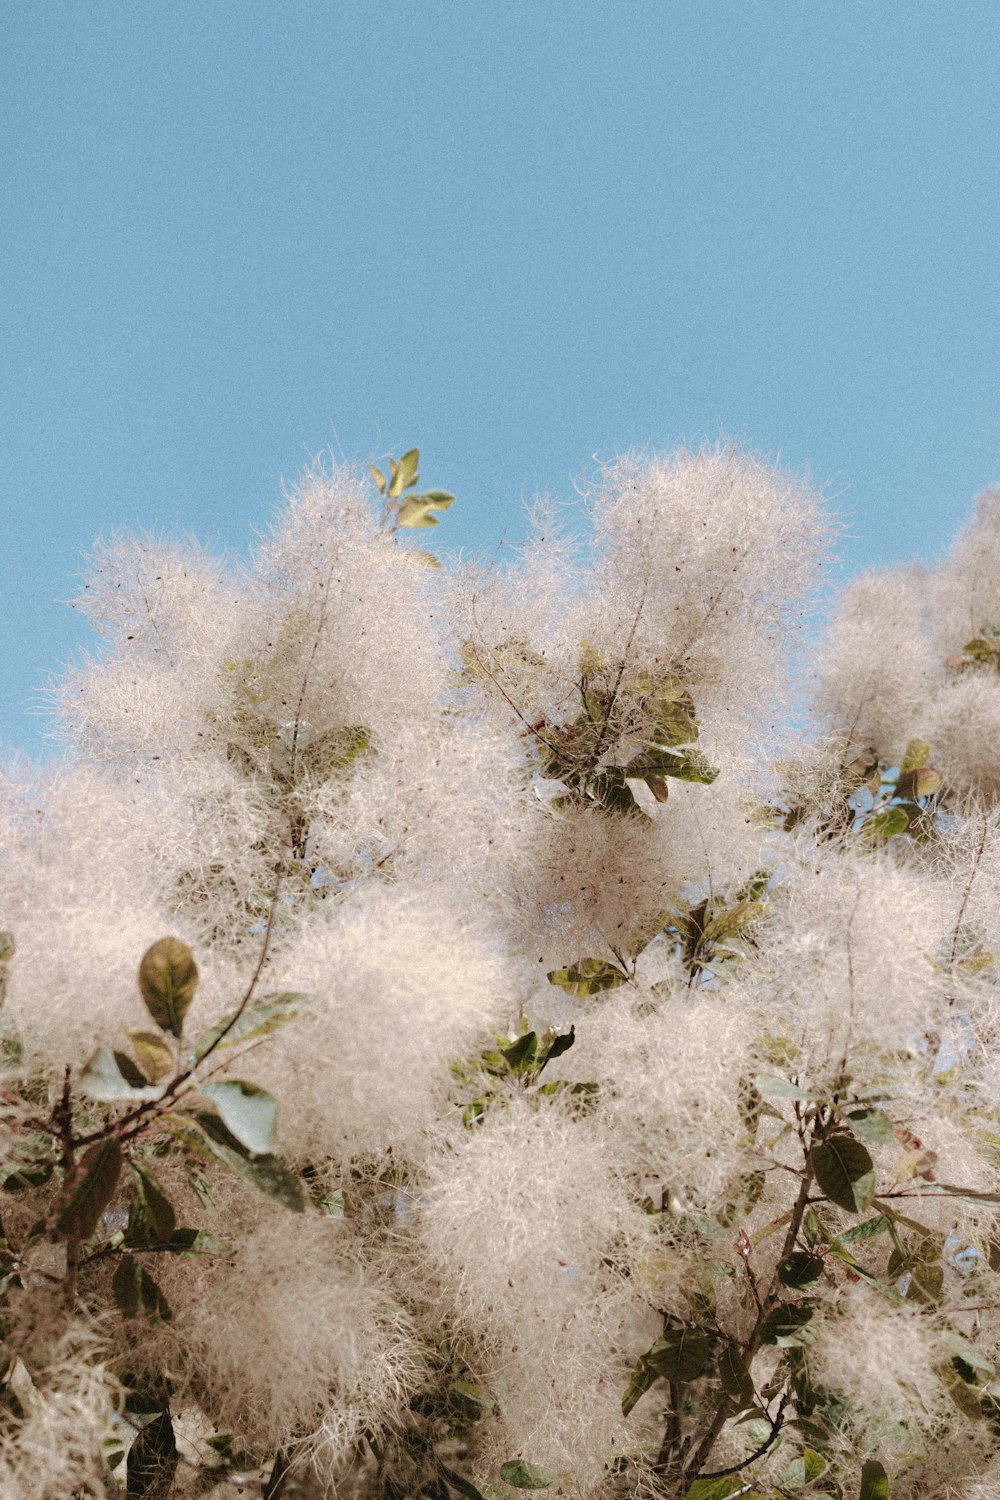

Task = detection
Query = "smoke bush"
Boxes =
[2,445,1000,1500]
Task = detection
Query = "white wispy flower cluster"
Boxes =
[814,486,1000,801]
[3,449,1000,1499]
[418,1103,655,1488]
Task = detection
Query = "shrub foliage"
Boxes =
[3,448,1000,1499]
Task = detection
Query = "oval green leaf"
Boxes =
[759,1302,813,1346]
[811,1135,876,1214]
[56,1138,123,1242]
[499,1460,555,1490]
[859,1459,889,1500]
[621,1356,657,1418]
[198,1080,278,1155]
[845,1108,895,1144]
[127,1163,177,1246]
[546,958,628,996]
[184,1112,304,1211]
[138,937,198,1038]
[127,1029,175,1082]
[778,1251,824,1288]
[127,1409,178,1499]
[645,1328,710,1383]
[80,1046,163,1102]
[718,1344,755,1408]
[870,807,909,839]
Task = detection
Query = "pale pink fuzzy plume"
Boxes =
[583,447,831,731]
[509,798,681,965]
[417,1102,654,1485]
[924,675,1000,802]
[568,989,755,1213]
[0,1320,121,1500]
[930,487,1000,658]
[811,566,937,762]
[251,883,507,1163]
[157,1215,423,1473]
[301,708,530,916]
[244,459,448,740]
[806,1289,956,1443]
[0,765,188,1064]
[753,848,951,1056]
[57,534,242,765]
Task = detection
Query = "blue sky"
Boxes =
[3,1,998,760]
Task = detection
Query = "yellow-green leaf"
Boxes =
[388,447,420,497]
[138,938,199,1038]
[546,958,628,996]
[126,1030,174,1083]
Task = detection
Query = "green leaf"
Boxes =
[193,990,307,1061]
[1,1137,53,1191]
[837,1214,890,1244]
[182,1112,304,1211]
[778,1252,824,1288]
[502,1031,538,1073]
[846,1108,895,1144]
[542,1026,575,1062]
[896,765,941,800]
[397,490,455,527]
[940,1359,984,1418]
[904,1261,944,1303]
[546,958,628,996]
[869,807,909,839]
[300,723,370,778]
[370,464,387,494]
[940,1331,994,1377]
[198,1081,279,1154]
[127,1164,177,1246]
[900,738,930,773]
[759,1303,813,1346]
[126,1030,174,1083]
[645,1328,710,1382]
[718,1344,756,1409]
[113,1254,172,1322]
[80,1046,163,1102]
[754,1073,813,1100]
[138,937,199,1038]
[960,636,1000,662]
[859,1459,889,1500]
[811,1135,876,1214]
[781,1448,827,1487]
[621,1357,657,1418]
[686,1481,758,1500]
[56,1139,123,1242]
[127,1410,178,1499]
[388,447,420,498]
[641,742,719,785]
[499,1460,555,1489]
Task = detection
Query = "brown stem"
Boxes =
[51,1068,79,1311]
[676,1161,816,1489]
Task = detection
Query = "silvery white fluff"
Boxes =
[5,451,1000,1499]
[0,1320,121,1500]
[417,1102,657,1489]
[250,881,507,1162]
[153,1212,424,1477]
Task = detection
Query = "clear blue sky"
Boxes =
[3,1,998,760]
